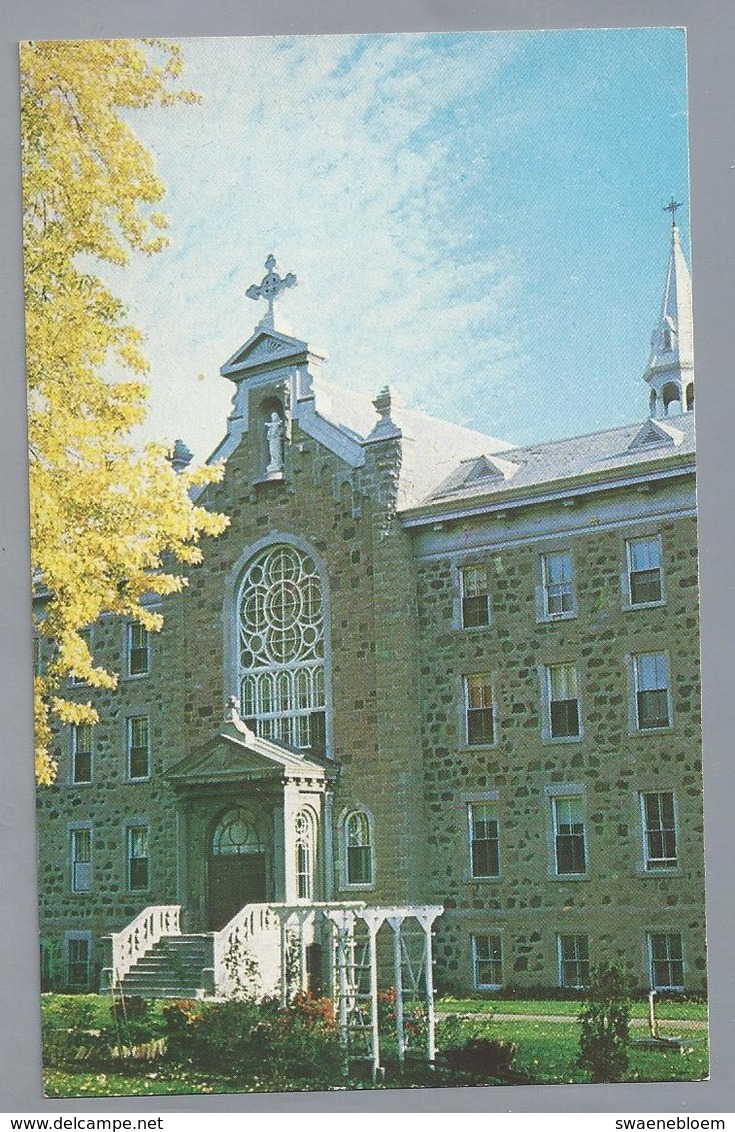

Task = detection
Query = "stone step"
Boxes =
[118,933,214,1000]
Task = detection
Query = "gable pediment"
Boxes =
[167,723,328,786]
[628,419,684,452]
[220,328,312,378]
[464,454,520,484]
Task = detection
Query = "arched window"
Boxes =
[238,544,325,750]
[295,808,316,900]
[344,809,374,886]
[212,808,263,855]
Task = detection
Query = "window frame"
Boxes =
[551,794,588,876]
[343,809,375,889]
[126,825,150,892]
[127,622,150,678]
[626,535,665,608]
[557,933,591,989]
[647,932,685,991]
[543,662,582,741]
[472,933,503,990]
[632,652,672,732]
[65,932,92,990]
[70,826,92,894]
[463,673,496,747]
[467,801,500,879]
[459,563,492,629]
[295,808,316,902]
[640,791,679,871]
[70,627,93,686]
[71,722,93,785]
[540,551,576,621]
[127,715,151,781]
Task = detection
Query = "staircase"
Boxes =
[119,934,214,999]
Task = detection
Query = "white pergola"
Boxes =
[269,902,443,1078]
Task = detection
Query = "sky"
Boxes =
[107,29,690,462]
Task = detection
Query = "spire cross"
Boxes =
[246,254,297,328]
[663,197,683,226]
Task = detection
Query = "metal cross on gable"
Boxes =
[246,254,297,328]
[663,197,683,226]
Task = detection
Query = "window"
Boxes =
[70,627,92,685]
[238,544,326,750]
[461,565,492,628]
[71,723,92,784]
[468,802,500,878]
[71,828,91,893]
[552,795,587,875]
[627,536,663,606]
[295,809,316,900]
[472,934,503,988]
[127,716,150,780]
[541,552,575,618]
[648,932,684,990]
[464,674,495,745]
[558,934,590,988]
[128,623,150,676]
[640,792,678,870]
[66,936,91,988]
[633,653,671,730]
[127,826,149,891]
[344,810,374,886]
[33,634,43,678]
[546,664,580,738]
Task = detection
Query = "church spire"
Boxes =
[643,201,694,418]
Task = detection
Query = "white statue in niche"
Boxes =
[265,412,285,473]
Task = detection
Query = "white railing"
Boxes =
[108,904,182,984]
[212,903,281,998]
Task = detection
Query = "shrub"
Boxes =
[578,963,632,1082]
[41,997,105,1066]
[161,995,343,1088]
[437,1014,517,1083]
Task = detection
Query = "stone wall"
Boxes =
[413,483,706,993]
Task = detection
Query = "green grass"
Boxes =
[41,994,709,1096]
[485,1018,709,1085]
[436,996,708,1022]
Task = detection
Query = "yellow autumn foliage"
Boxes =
[20,39,228,783]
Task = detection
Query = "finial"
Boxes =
[169,438,193,473]
[246,255,297,329]
[372,386,392,420]
[663,196,683,228]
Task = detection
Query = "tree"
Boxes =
[578,962,632,1082]
[20,39,228,783]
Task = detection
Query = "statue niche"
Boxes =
[257,396,286,477]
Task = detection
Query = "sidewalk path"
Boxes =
[436,1010,708,1031]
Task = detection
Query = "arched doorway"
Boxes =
[208,808,267,930]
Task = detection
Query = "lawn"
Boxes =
[41,993,709,1097]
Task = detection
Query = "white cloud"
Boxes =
[112,33,524,461]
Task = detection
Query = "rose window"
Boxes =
[238,545,326,749]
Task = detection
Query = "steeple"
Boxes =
[643,201,694,418]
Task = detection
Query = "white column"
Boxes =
[388,916,405,1065]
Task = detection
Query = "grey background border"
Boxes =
[2,0,733,1114]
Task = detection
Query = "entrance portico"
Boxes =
[168,699,334,932]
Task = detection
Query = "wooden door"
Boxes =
[208,853,267,930]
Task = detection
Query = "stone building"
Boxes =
[35,222,705,1002]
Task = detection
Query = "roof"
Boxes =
[213,323,512,508]
[309,374,512,507]
[403,412,696,517]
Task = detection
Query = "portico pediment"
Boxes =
[167,709,330,787]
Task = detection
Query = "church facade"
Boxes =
[35,224,706,1000]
